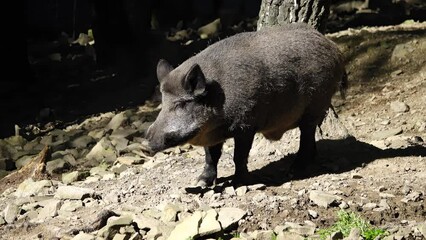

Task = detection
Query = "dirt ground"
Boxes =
[1,22,425,240]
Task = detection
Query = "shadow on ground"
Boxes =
[216,137,426,186]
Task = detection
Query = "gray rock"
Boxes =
[253,230,276,240]
[285,222,316,236]
[133,214,162,230]
[71,135,95,149]
[112,233,128,240]
[111,137,129,152]
[417,222,426,238]
[46,158,70,175]
[218,207,246,231]
[372,128,403,140]
[55,186,95,200]
[102,172,116,180]
[71,232,96,240]
[199,209,221,237]
[363,202,377,210]
[116,156,144,165]
[86,137,117,162]
[277,232,304,240]
[88,129,107,140]
[308,209,318,219]
[0,216,5,225]
[309,190,341,208]
[37,199,62,221]
[401,191,423,203]
[224,186,236,196]
[110,164,128,174]
[161,203,182,222]
[4,203,20,223]
[107,112,128,130]
[62,171,80,184]
[344,228,362,240]
[248,183,266,191]
[14,179,52,198]
[60,200,83,212]
[390,101,409,113]
[107,215,133,227]
[15,155,35,169]
[236,186,248,196]
[167,211,202,240]
[110,128,137,139]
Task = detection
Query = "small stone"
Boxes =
[199,209,221,236]
[62,171,80,184]
[248,183,266,191]
[309,190,341,208]
[285,222,316,236]
[60,200,83,212]
[102,172,116,180]
[378,186,387,192]
[55,186,94,200]
[224,186,236,196]
[37,199,62,220]
[107,112,128,130]
[0,216,5,225]
[46,158,70,175]
[84,176,100,183]
[235,186,248,196]
[218,208,246,231]
[107,215,133,228]
[351,173,363,179]
[110,163,128,174]
[161,203,181,222]
[401,191,422,203]
[308,210,318,219]
[255,230,275,240]
[277,232,304,240]
[71,232,96,240]
[417,222,426,238]
[14,179,52,198]
[390,101,409,113]
[339,201,349,209]
[345,227,361,240]
[116,156,144,165]
[15,155,35,169]
[112,233,127,240]
[372,128,403,140]
[380,193,395,198]
[363,202,377,210]
[167,211,202,240]
[71,135,95,149]
[4,203,20,223]
[86,137,117,162]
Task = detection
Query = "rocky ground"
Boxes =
[1,22,426,240]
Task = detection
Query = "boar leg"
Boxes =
[196,142,224,187]
[293,120,318,174]
[232,130,256,185]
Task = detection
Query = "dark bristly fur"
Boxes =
[146,23,347,186]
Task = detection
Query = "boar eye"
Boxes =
[171,100,187,110]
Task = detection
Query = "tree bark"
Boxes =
[257,0,331,32]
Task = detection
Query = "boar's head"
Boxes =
[145,59,220,154]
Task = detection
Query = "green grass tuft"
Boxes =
[317,210,387,240]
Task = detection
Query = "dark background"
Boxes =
[2,0,425,138]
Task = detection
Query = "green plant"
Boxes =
[317,210,388,240]
[271,232,278,240]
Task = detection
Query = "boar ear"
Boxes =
[157,59,174,83]
[183,64,206,96]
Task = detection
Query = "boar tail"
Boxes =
[339,70,348,100]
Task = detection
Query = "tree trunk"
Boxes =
[257,0,331,32]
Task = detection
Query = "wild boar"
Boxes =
[145,23,347,186]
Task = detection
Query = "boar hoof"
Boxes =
[195,175,216,187]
